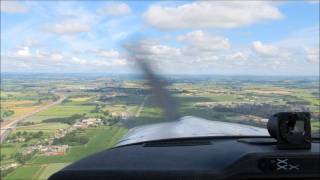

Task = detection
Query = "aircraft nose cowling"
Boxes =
[115,116,269,147]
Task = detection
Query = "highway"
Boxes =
[0,94,65,142]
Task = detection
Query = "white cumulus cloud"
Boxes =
[16,47,31,57]
[252,41,290,59]
[252,41,278,56]
[92,49,121,59]
[42,21,91,35]
[177,30,231,50]
[305,47,319,63]
[72,57,87,65]
[125,40,181,57]
[50,52,64,61]
[144,1,283,30]
[230,52,247,61]
[97,2,131,16]
[1,1,29,13]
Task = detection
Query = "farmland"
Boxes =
[3,127,126,180]
[0,73,319,179]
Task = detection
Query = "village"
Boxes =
[1,118,103,173]
[24,118,103,156]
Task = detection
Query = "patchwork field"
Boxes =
[1,74,319,180]
[2,163,71,180]
[4,166,42,180]
[1,100,44,122]
[3,126,127,179]
[35,105,94,117]
[24,105,95,123]
[37,163,70,180]
[15,123,69,134]
[31,126,127,164]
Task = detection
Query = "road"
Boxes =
[0,94,65,142]
[135,95,149,118]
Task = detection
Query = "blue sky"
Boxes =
[1,1,319,75]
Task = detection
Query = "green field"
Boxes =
[31,126,127,164]
[4,163,68,180]
[24,105,95,123]
[23,116,61,123]
[16,123,69,133]
[1,123,70,166]
[36,105,95,117]
[4,166,42,180]
[37,163,70,180]
[4,126,127,179]
[1,145,20,157]
[1,74,319,180]
[1,145,20,166]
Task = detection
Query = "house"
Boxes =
[44,145,69,156]
[1,163,19,171]
[73,122,88,129]
[81,118,102,126]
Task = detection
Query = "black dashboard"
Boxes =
[49,137,320,180]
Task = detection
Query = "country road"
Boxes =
[0,94,66,142]
[135,95,149,118]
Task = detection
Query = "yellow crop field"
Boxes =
[1,100,50,121]
[2,100,35,107]
[69,97,91,102]
[244,88,292,95]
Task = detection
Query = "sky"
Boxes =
[1,0,319,75]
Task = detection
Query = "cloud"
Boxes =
[1,1,317,75]
[305,47,319,63]
[41,3,96,36]
[252,41,278,56]
[42,21,91,35]
[49,52,64,61]
[275,26,319,48]
[1,1,29,13]
[97,2,131,16]
[252,41,292,60]
[125,40,181,60]
[252,26,319,65]
[230,52,247,61]
[144,1,283,30]
[124,32,319,75]
[71,57,128,67]
[125,32,230,64]
[71,57,87,65]
[91,49,121,59]
[2,45,129,72]
[6,47,64,62]
[124,39,234,74]
[177,30,231,50]
[16,47,31,57]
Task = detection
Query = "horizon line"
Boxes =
[1,71,319,77]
